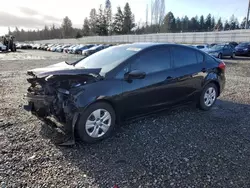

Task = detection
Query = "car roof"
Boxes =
[119,42,183,50]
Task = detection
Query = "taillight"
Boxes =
[218,61,226,70]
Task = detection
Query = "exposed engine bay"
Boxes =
[24,62,102,145]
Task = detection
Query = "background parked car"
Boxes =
[207,44,235,59]
[0,43,7,51]
[192,44,210,52]
[75,44,95,54]
[82,44,106,56]
[228,42,238,49]
[63,44,76,53]
[235,42,250,56]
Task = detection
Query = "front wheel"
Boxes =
[218,53,222,59]
[198,83,218,111]
[76,102,116,143]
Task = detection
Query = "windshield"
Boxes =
[75,45,139,75]
[211,45,224,50]
[238,43,248,47]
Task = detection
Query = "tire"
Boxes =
[76,102,116,143]
[231,52,235,59]
[198,83,218,111]
[218,53,222,59]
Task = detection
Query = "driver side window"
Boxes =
[130,47,171,74]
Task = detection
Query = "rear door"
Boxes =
[169,45,205,104]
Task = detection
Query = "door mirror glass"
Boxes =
[124,70,146,80]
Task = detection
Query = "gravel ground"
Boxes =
[0,50,250,188]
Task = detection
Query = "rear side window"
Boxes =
[172,46,197,68]
[131,47,171,74]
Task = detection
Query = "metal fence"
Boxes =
[33,29,250,44]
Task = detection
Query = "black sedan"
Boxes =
[25,43,226,143]
[235,42,250,56]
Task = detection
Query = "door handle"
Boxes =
[201,68,206,73]
[166,76,173,80]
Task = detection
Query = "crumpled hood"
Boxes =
[27,61,101,78]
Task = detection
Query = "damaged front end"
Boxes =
[24,63,102,145]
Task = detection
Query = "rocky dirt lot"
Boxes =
[0,50,250,188]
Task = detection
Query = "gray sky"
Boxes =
[0,0,248,35]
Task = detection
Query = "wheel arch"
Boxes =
[79,98,120,124]
[204,80,221,97]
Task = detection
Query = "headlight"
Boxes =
[244,48,248,51]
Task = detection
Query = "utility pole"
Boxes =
[246,0,250,29]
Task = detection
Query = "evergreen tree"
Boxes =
[75,31,82,38]
[240,17,247,29]
[229,14,236,30]
[181,16,189,32]
[205,14,212,31]
[224,20,230,30]
[175,17,181,32]
[123,3,135,34]
[61,16,73,38]
[96,5,108,36]
[89,8,98,35]
[112,6,124,34]
[215,18,223,31]
[83,18,90,36]
[211,16,215,31]
[189,17,199,32]
[199,15,205,31]
[161,12,175,32]
[105,0,112,34]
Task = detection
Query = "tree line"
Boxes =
[7,0,248,42]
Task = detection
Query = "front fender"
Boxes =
[72,80,123,112]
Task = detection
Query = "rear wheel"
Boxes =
[198,83,218,111]
[231,52,235,59]
[76,102,116,143]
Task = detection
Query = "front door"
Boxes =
[119,46,177,119]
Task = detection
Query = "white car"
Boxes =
[193,44,210,52]
[0,43,7,51]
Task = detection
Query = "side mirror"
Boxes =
[124,70,146,80]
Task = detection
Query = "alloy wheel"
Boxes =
[204,87,216,107]
[85,109,112,138]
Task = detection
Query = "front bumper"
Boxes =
[24,93,77,146]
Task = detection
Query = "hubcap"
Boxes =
[204,87,216,107]
[85,109,111,138]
